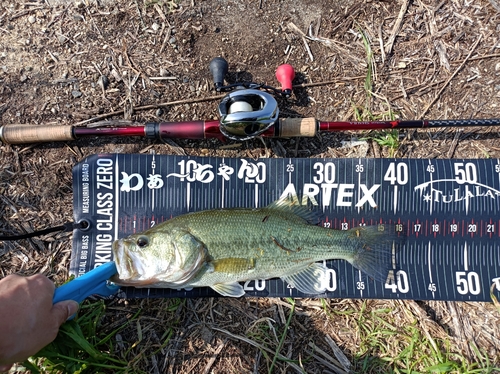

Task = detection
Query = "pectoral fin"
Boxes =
[211,282,245,297]
[281,263,327,295]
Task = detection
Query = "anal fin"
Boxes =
[211,282,245,297]
[281,263,327,295]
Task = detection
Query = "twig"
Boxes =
[9,7,44,21]
[446,129,462,158]
[434,39,450,71]
[159,23,172,54]
[302,36,314,62]
[307,342,346,370]
[211,327,305,373]
[121,40,142,77]
[378,24,386,63]
[149,76,177,81]
[201,340,226,374]
[288,22,364,65]
[72,75,369,126]
[385,0,410,55]
[305,343,348,374]
[419,35,482,119]
[324,335,351,371]
[467,52,500,61]
[73,94,226,126]
[85,120,138,128]
[371,140,381,158]
[158,138,186,156]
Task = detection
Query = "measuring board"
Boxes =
[72,154,500,302]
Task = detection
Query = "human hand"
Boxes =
[0,274,79,372]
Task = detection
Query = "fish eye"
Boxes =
[136,236,149,248]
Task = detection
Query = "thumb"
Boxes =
[52,300,80,325]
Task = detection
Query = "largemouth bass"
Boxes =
[112,198,402,297]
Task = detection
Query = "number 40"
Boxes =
[384,163,408,185]
[385,270,409,293]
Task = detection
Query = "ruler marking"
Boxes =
[481,242,486,268]
[494,241,500,293]
[445,242,452,300]
[412,246,419,299]
[392,241,397,270]
[357,269,363,298]
[255,184,259,208]
[393,185,398,214]
[428,241,435,298]
[428,159,434,215]
[151,162,155,212]
[358,163,362,214]
[464,241,469,271]
[221,158,226,208]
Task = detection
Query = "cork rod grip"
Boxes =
[0,124,75,144]
[278,118,317,137]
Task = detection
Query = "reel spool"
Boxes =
[208,57,295,141]
[218,89,279,141]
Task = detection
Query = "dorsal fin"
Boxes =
[266,196,319,224]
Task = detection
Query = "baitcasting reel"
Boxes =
[209,57,295,141]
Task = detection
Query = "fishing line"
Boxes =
[0,221,88,241]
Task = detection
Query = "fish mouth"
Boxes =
[112,239,142,282]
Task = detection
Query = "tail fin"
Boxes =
[347,224,404,283]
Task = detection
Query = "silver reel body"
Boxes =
[218,89,279,141]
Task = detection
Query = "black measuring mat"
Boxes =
[72,154,500,301]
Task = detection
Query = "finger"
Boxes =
[0,364,12,372]
[28,273,56,293]
[52,300,80,325]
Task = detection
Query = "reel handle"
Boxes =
[275,64,295,97]
[0,124,75,144]
[209,57,229,91]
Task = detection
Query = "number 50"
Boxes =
[456,271,480,295]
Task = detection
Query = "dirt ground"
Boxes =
[1,0,500,373]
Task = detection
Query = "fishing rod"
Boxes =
[1,57,499,145]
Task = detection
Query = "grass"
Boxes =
[351,26,384,122]
[245,298,299,374]
[24,300,132,373]
[353,27,401,157]
[237,298,500,373]
[369,129,400,157]
[269,298,295,373]
[19,296,498,373]
[320,300,500,374]
[23,298,183,374]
